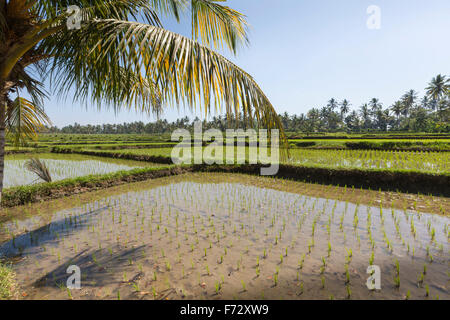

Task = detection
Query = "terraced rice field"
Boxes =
[288,149,450,173]
[0,173,448,300]
[85,147,450,173]
[3,154,159,188]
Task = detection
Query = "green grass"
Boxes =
[0,262,18,300]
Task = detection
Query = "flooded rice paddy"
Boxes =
[4,154,156,188]
[288,149,450,173]
[0,173,448,300]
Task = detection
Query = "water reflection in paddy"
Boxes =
[3,153,157,188]
[0,174,448,300]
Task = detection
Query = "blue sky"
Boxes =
[40,0,450,127]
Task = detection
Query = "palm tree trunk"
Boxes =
[0,90,6,206]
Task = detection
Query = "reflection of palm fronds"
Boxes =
[25,158,52,183]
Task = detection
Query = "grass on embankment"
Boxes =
[51,147,175,164]
[194,164,450,197]
[0,262,18,300]
[1,165,191,207]
[290,140,450,151]
[2,155,449,208]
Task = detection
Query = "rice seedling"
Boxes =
[241,280,247,292]
[66,287,73,300]
[394,275,400,288]
[132,282,140,292]
[298,257,304,270]
[346,285,351,299]
[215,281,221,295]
[345,265,350,284]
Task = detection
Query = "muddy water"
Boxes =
[0,173,448,300]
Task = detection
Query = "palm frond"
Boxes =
[43,19,286,148]
[13,68,48,108]
[6,97,52,146]
[33,0,161,24]
[191,0,249,53]
[149,0,187,21]
[24,157,52,183]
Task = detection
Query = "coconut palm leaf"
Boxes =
[0,0,288,162]
[41,18,286,146]
[6,97,52,146]
[191,0,249,53]
[24,157,52,183]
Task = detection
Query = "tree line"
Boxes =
[48,74,449,134]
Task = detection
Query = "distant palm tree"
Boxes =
[401,90,418,129]
[327,98,338,112]
[0,0,286,203]
[421,96,431,110]
[359,104,371,130]
[369,98,382,114]
[340,99,350,119]
[426,74,450,121]
[426,74,449,102]
[391,101,403,129]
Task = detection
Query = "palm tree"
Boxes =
[340,99,350,120]
[421,96,431,110]
[306,108,320,134]
[391,100,403,130]
[327,98,338,112]
[359,104,371,130]
[0,0,286,202]
[369,98,382,114]
[426,74,449,102]
[426,75,450,121]
[401,89,417,129]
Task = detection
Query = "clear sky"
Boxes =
[39,0,450,127]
